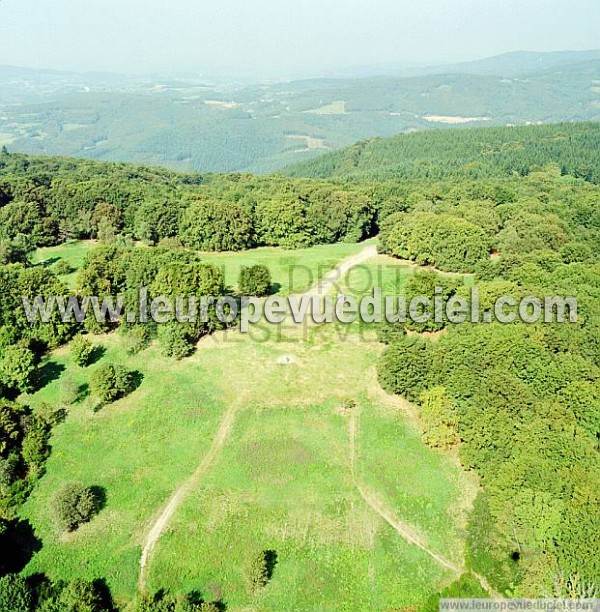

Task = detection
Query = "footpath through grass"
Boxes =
[20,242,474,609]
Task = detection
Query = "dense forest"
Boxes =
[376,168,600,597]
[0,148,376,253]
[286,122,600,183]
[2,52,599,174]
[0,118,599,608]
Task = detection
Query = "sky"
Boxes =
[0,0,599,78]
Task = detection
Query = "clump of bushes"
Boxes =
[71,335,95,367]
[52,482,102,532]
[53,259,73,275]
[239,265,272,297]
[89,364,135,404]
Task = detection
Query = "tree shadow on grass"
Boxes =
[74,382,90,404]
[130,370,144,393]
[93,578,116,611]
[265,550,278,581]
[0,519,42,574]
[89,485,107,516]
[87,345,106,366]
[187,589,227,611]
[33,361,66,392]
[39,257,60,268]
[27,574,116,611]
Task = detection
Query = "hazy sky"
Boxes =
[1,0,599,78]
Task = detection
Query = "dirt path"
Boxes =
[349,413,462,574]
[299,244,379,299]
[349,413,502,598]
[137,244,500,598]
[138,245,379,590]
[138,405,237,590]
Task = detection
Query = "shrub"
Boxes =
[0,573,32,612]
[89,364,135,404]
[158,324,194,360]
[246,549,275,592]
[123,325,152,356]
[54,259,73,275]
[239,265,272,297]
[52,483,101,532]
[71,335,95,367]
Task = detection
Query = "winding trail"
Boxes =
[138,404,237,590]
[349,413,502,599]
[349,413,462,575]
[301,244,379,298]
[138,243,500,598]
[138,244,379,590]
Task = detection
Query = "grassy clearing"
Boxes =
[32,240,98,288]
[355,398,473,568]
[305,101,347,115]
[150,402,451,611]
[20,334,227,604]
[199,239,376,294]
[20,244,473,609]
[32,239,375,295]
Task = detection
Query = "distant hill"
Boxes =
[408,49,600,78]
[1,51,600,173]
[284,121,600,183]
[332,49,600,79]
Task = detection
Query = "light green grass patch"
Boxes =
[33,239,375,294]
[199,239,376,294]
[149,404,453,611]
[32,240,98,288]
[20,244,472,609]
[304,101,347,115]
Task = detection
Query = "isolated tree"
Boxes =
[54,258,73,276]
[89,364,135,404]
[238,265,272,297]
[52,483,101,532]
[247,549,272,592]
[71,335,95,367]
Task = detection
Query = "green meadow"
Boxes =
[32,239,376,295]
[19,243,475,609]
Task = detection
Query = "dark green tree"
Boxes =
[52,483,101,532]
[238,265,272,297]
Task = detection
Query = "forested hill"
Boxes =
[284,121,600,183]
[2,54,600,174]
